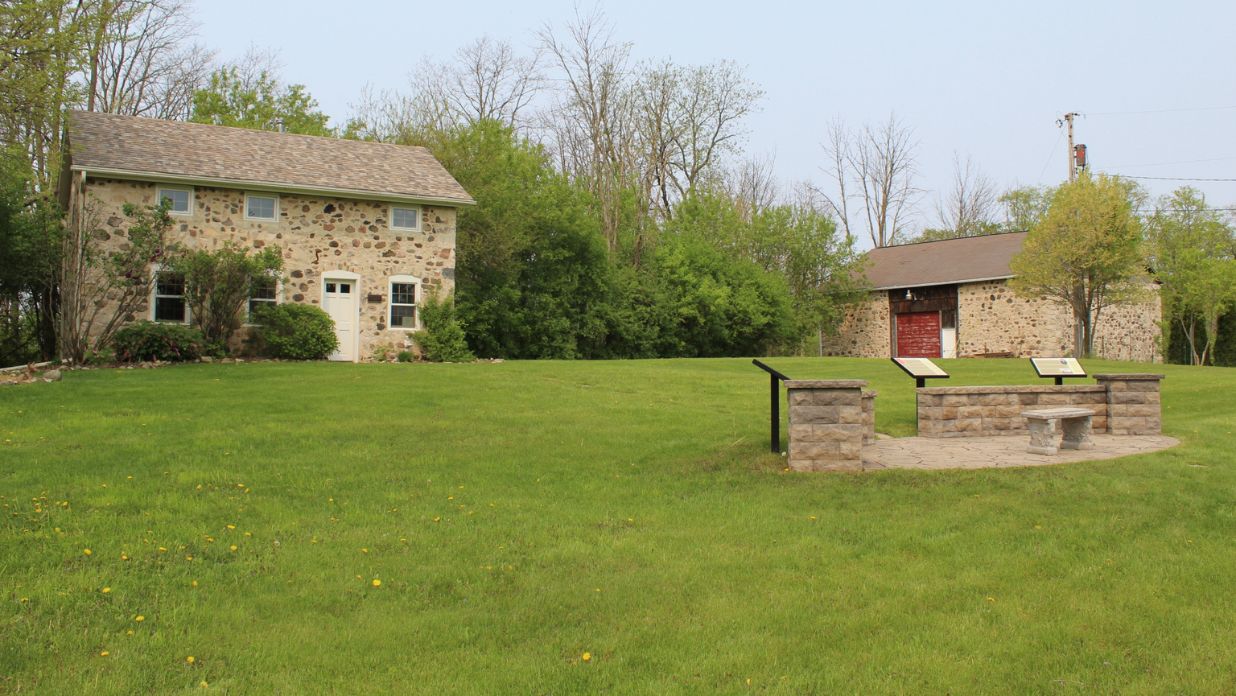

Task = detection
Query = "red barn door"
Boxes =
[895,311,941,358]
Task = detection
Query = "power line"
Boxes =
[1105,155,1236,169]
[1085,105,1236,117]
[1106,173,1236,183]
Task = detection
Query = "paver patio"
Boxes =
[861,434,1179,470]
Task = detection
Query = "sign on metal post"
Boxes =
[891,357,949,389]
[752,360,790,453]
[1030,357,1087,386]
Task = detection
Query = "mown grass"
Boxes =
[1,357,1234,694]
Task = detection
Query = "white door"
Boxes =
[941,327,957,359]
[322,279,358,362]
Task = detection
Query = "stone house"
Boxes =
[60,111,473,362]
[822,232,1161,362]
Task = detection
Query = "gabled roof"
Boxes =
[66,111,474,206]
[863,231,1027,290]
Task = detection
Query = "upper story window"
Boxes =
[390,206,421,231]
[245,193,278,221]
[156,186,192,216]
[152,270,188,323]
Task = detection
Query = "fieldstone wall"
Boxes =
[786,380,867,471]
[821,293,888,357]
[861,390,878,444]
[73,178,458,360]
[917,375,1164,438]
[956,279,1160,362]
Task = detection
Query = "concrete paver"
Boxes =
[861,434,1179,471]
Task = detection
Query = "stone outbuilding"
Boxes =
[60,111,474,362]
[822,232,1161,362]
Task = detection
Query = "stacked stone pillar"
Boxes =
[1094,374,1164,435]
[785,380,867,471]
[861,390,878,445]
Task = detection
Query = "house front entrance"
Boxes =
[322,273,360,362]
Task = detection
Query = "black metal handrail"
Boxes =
[752,359,790,453]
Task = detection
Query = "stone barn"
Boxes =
[822,232,1161,361]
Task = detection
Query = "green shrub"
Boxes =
[112,321,207,362]
[396,350,414,363]
[252,304,338,360]
[414,293,474,362]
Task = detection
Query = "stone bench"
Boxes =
[1022,407,1095,455]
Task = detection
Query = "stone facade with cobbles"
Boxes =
[823,279,1161,362]
[72,176,458,360]
[785,380,868,471]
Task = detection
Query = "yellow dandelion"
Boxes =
[101,586,111,594]
[83,548,93,556]
[361,547,368,554]
[582,651,592,663]
[186,554,194,561]
[199,680,209,688]
[100,650,110,657]
[226,524,235,530]
[372,578,382,587]
[433,516,441,523]
[158,547,167,553]
[19,597,28,603]
[243,531,252,537]
[120,552,129,561]
[985,596,996,603]
[126,629,134,636]
[135,615,145,622]
[185,655,195,664]
[229,545,238,552]
[191,580,198,588]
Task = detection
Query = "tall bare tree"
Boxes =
[539,8,638,252]
[819,114,920,247]
[933,153,997,237]
[87,0,211,119]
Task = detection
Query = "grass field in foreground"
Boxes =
[1,357,1234,694]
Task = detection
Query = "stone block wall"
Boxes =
[1095,374,1164,435]
[917,375,1164,438]
[72,177,458,360]
[861,390,878,444]
[917,386,1108,437]
[785,380,867,471]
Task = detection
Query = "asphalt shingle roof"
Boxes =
[862,232,1027,290]
[67,111,474,206]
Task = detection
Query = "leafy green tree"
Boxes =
[0,150,63,363]
[426,120,611,359]
[190,66,333,136]
[999,185,1054,232]
[167,242,283,349]
[1010,173,1146,358]
[1147,187,1236,365]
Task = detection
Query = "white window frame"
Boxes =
[389,205,422,232]
[245,272,282,325]
[150,265,190,324]
[156,185,193,216]
[388,274,420,331]
[244,193,279,221]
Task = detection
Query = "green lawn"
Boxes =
[2,358,1234,694]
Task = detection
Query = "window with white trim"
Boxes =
[152,270,188,323]
[247,274,279,322]
[245,193,278,221]
[388,275,419,329]
[390,206,420,231]
[156,186,192,215]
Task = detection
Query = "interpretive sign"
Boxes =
[891,357,950,388]
[1030,357,1086,385]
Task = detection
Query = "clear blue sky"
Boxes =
[193,0,1236,229]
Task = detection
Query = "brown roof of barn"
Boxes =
[66,110,474,206]
[862,232,1027,290]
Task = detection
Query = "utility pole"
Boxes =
[1058,112,1079,182]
